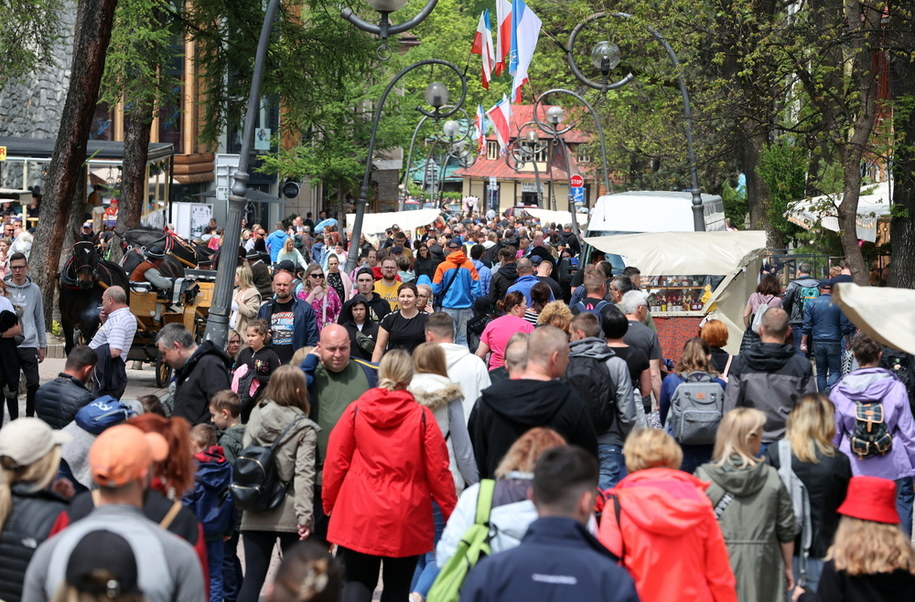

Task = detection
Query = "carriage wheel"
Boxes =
[155,355,173,388]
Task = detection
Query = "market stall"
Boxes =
[584,230,767,359]
[345,208,442,235]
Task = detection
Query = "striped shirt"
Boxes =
[88,306,137,356]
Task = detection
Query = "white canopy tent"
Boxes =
[345,208,441,235]
[523,208,588,226]
[785,181,892,243]
[833,283,915,355]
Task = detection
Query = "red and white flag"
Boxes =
[509,0,541,103]
[470,9,496,89]
[486,94,512,153]
[495,0,512,76]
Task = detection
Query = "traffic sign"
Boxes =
[570,174,584,188]
[571,186,586,204]
[0,146,6,161]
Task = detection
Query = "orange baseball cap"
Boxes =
[89,424,169,487]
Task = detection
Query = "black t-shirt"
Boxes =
[268,299,296,364]
[380,311,428,354]
[611,345,650,389]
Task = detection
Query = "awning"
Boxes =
[0,136,174,162]
[832,282,915,355]
[346,208,442,234]
[193,188,288,204]
[584,231,768,276]
[524,208,588,226]
[785,181,891,243]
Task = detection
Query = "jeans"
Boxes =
[813,341,843,392]
[410,502,446,596]
[442,307,472,347]
[222,531,242,601]
[339,546,419,602]
[16,347,39,416]
[205,539,224,602]
[790,325,806,356]
[680,444,714,475]
[793,556,824,592]
[897,477,914,538]
[598,444,626,490]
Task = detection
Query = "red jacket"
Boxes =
[322,387,457,557]
[598,468,736,602]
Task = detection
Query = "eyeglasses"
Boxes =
[310,273,325,279]
[10,265,26,270]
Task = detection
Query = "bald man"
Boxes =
[257,270,318,363]
[469,326,598,478]
[299,323,377,542]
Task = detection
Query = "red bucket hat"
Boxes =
[836,476,900,524]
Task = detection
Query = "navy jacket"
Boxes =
[801,293,855,342]
[460,517,639,602]
[258,297,319,350]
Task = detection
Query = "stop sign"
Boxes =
[570,174,584,188]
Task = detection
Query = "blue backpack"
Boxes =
[75,396,137,434]
[574,299,611,319]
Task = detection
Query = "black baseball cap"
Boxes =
[66,530,141,597]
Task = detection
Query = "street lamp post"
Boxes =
[505,124,547,208]
[203,0,282,348]
[567,11,705,231]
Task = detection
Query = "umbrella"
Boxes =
[832,283,915,355]
[314,218,338,231]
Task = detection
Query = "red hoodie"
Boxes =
[599,468,736,602]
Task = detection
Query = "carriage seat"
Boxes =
[129,281,154,294]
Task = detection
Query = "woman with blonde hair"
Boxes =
[437,427,566,568]
[407,343,478,601]
[537,300,573,333]
[599,428,736,602]
[794,476,915,600]
[696,409,797,602]
[276,236,308,270]
[765,394,851,592]
[0,418,71,602]
[239,365,319,602]
[323,350,457,602]
[232,264,261,337]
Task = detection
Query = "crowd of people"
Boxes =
[1,208,914,602]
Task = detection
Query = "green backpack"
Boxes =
[427,479,496,602]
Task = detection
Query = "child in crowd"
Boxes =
[233,319,281,422]
[185,424,235,602]
[139,394,167,416]
[209,390,245,463]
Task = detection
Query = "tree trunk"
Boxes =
[30,0,119,328]
[837,149,868,284]
[739,128,782,248]
[888,5,915,289]
[109,100,154,264]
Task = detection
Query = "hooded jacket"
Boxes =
[488,262,518,305]
[337,294,380,362]
[184,446,235,539]
[695,459,795,602]
[241,400,319,533]
[322,387,458,557]
[469,379,598,478]
[598,468,736,602]
[507,274,551,306]
[566,337,636,446]
[440,342,491,422]
[782,276,819,324]
[34,372,94,429]
[829,367,915,480]
[432,250,480,309]
[257,295,320,350]
[4,275,45,349]
[408,372,479,492]
[174,341,232,425]
[460,517,640,602]
[723,342,816,442]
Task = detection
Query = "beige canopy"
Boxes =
[345,208,441,235]
[524,208,588,226]
[832,283,915,355]
[584,231,768,276]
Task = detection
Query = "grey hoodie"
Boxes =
[566,337,636,446]
[5,275,46,349]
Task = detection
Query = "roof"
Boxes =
[492,104,593,144]
[0,136,175,162]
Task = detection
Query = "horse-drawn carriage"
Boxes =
[59,228,219,386]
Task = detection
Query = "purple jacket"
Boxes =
[830,367,915,480]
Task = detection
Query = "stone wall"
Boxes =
[0,0,77,140]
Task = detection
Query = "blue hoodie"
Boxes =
[184,446,235,540]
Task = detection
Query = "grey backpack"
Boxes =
[667,372,724,445]
[777,439,812,586]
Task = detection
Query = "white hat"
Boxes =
[0,418,71,468]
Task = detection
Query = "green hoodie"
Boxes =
[218,423,246,463]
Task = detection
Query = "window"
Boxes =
[487,141,500,160]
[576,147,592,163]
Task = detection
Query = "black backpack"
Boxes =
[231,416,304,512]
[880,347,915,414]
[563,353,616,434]
[850,400,893,459]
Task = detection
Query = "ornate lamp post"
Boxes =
[505,124,547,208]
[567,11,705,231]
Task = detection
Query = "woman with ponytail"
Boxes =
[323,349,457,602]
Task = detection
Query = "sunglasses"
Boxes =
[310,273,325,278]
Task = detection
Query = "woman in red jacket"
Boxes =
[599,428,737,602]
[323,349,457,602]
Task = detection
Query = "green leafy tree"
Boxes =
[0,0,63,87]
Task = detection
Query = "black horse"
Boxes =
[120,227,208,278]
[59,240,131,354]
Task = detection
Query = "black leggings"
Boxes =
[238,530,299,602]
[339,547,419,602]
